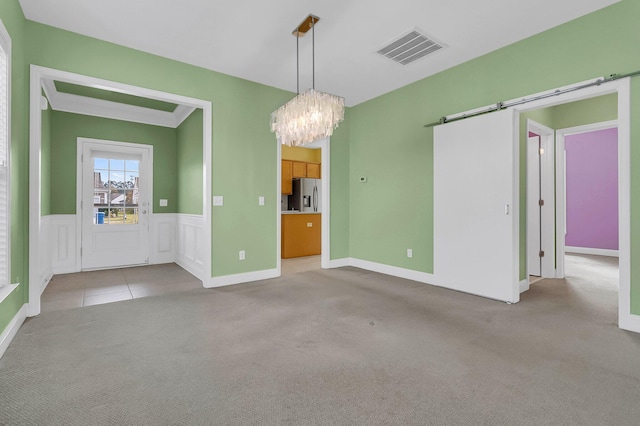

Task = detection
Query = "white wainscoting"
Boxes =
[176,214,205,280]
[150,213,177,265]
[49,213,185,275]
[49,214,78,275]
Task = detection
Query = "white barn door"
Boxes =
[433,109,519,303]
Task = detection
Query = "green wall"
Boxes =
[22,17,294,279]
[550,93,618,129]
[176,109,203,215]
[328,111,351,260]
[49,111,178,214]
[347,0,640,312]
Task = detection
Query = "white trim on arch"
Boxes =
[29,65,212,316]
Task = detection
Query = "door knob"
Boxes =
[141,210,147,214]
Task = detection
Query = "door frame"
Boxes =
[526,120,555,280]
[554,119,618,278]
[76,138,153,270]
[510,78,631,332]
[29,65,212,316]
[276,137,331,275]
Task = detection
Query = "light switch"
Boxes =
[307,222,313,227]
[259,196,265,206]
[213,196,224,206]
[159,199,168,207]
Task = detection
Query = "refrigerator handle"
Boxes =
[313,185,318,212]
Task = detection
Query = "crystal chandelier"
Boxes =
[270,15,345,147]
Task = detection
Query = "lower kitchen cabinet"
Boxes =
[282,214,321,258]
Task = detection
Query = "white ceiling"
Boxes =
[19,0,619,107]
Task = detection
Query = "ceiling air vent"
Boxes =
[377,30,444,65]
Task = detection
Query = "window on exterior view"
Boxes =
[93,158,140,225]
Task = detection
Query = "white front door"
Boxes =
[433,109,519,303]
[80,139,151,270]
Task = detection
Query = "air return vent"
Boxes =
[377,30,444,65]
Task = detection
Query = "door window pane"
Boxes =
[93,157,140,225]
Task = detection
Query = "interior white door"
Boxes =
[81,141,151,270]
[433,109,519,303]
[527,135,541,276]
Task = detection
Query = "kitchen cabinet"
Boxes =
[282,213,321,258]
[306,163,321,178]
[292,161,307,178]
[282,160,321,193]
[282,160,293,194]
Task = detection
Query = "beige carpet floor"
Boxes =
[1,255,638,425]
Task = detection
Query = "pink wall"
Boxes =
[565,127,618,250]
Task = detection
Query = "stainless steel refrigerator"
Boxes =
[290,178,321,213]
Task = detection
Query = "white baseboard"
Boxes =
[348,258,437,285]
[619,313,640,334]
[206,268,279,288]
[565,246,619,257]
[0,304,27,359]
[327,258,350,268]
[520,279,530,293]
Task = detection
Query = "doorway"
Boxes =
[555,121,619,277]
[517,83,630,331]
[79,139,152,270]
[29,65,213,316]
[277,137,331,277]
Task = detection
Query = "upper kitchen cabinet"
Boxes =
[292,161,307,178]
[306,163,321,179]
[282,160,293,195]
[292,161,321,179]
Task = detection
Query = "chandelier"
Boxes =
[270,15,345,147]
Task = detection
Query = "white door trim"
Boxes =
[29,65,212,316]
[554,119,618,279]
[511,78,631,332]
[276,137,331,275]
[76,138,153,270]
[526,120,555,279]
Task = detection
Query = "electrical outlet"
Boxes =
[239,250,245,260]
[407,248,413,258]
[258,196,265,206]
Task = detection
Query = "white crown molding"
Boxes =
[42,78,195,128]
[173,104,197,127]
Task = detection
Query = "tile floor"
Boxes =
[281,255,321,276]
[42,256,322,313]
[41,263,202,313]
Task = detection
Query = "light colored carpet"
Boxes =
[1,255,639,425]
